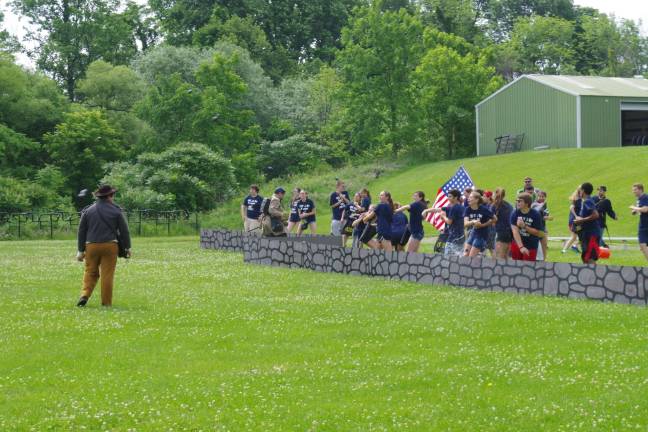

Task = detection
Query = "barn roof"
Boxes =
[477,74,648,108]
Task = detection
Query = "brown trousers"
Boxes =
[81,242,118,306]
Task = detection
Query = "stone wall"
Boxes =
[201,229,647,306]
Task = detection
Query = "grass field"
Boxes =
[208,147,648,238]
[2,237,648,431]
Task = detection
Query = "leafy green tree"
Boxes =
[0,124,42,178]
[413,43,503,159]
[12,0,148,100]
[337,5,424,155]
[44,110,123,205]
[0,11,20,55]
[480,0,575,41]
[76,60,151,155]
[150,0,364,64]
[573,11,648,77]
[0,57,69,140]
[419,0,481,42]
[508,15,575,74]
[136,52,259,157]
[212,41,277,130]
[131,44,215,86]
[76,60,147,112]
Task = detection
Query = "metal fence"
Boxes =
[0,209,199,240]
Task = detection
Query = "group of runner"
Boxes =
[241,178,648,264]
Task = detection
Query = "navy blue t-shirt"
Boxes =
[408,201,426,234]
[289,199,299,216]
[374,203,393,237]
[463,205,493,240]
[361,197,371,212]
[391,212,408,238]
[297,199,316,223]
[243,195,263,219]
[443,203,465,243]
[579,197,601,235]
[492,201,513,234]
[638,194,648,231]
[569,199,582,225]
[510,208,543,250]
[330,191,350,221]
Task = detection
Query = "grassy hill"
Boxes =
[207,147,648,238]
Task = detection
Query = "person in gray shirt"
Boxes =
[76,185,131,307]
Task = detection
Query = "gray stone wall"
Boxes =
[201,229,647,306]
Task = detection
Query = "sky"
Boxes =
[1,0,647,69]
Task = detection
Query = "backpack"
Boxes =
[261,197,271,216]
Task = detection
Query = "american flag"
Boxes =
[426,166,474,230]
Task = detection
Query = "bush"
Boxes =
[102,142,237,211]
[258,135,327,179]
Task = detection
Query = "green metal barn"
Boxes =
[475,75,648,156]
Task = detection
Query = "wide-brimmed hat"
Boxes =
[94,185,117,197]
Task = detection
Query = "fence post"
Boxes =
[49,214,54,239]
[195,212,199,233]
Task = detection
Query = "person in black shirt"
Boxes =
[296,190,317,235]
[592,186,616,247]
[76,185,131,307]
[491,188,513,259]
[286,187,302,234]
[241,184,263,235]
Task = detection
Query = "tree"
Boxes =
[149,0,364,64]
[508,15,575,75]
[480,0,575,41]
[131,44,215,86]
[44,110,123,205]
[0,124,42,178]
[0,11,20,55]
[0,57,69,140]
[12,0,148,100]
[193,14,294,83]
[76,60,147,112]
[136,51,259,156]
[336,5,424,155]
[573,10,648,77]
[419,0,481,43]
[413,44,503,159]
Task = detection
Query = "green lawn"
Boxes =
[2,237,648,431]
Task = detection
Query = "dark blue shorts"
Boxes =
[289,213,300,223]
[639,230,648,245]
[410,231,424,241]
[466,231,487,251]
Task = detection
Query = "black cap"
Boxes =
[274,187,286,194]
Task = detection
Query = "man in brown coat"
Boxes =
[261,187,287,237]
[76,185,132,307]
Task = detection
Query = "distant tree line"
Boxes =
[1,0,646,212]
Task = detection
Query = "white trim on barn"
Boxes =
[475,106,480,156]
[576,95,582,148]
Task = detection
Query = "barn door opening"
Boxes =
[621,103,648,146]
